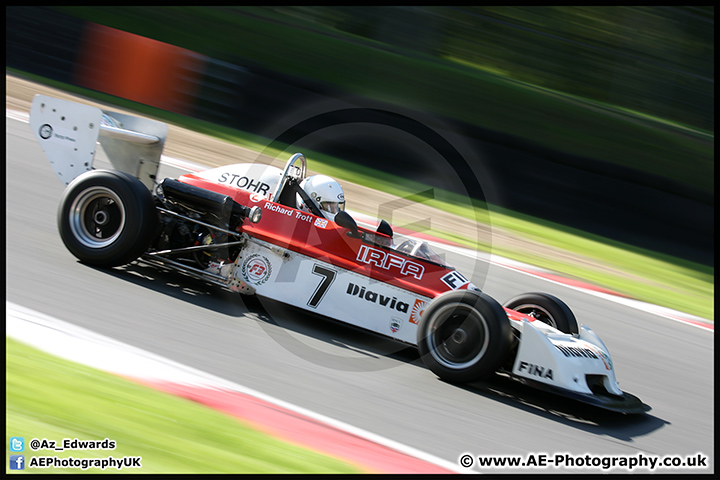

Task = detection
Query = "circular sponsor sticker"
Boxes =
[241,254,273,286]
[39,124,53,139]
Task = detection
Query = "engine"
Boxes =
[152,178,260,271]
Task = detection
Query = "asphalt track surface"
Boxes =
[6,116,714,473]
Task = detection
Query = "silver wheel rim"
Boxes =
[69,186,126,249]
[427,303,490,369]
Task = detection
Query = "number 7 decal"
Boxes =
[308,264,336,308]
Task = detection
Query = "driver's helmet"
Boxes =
[297,174,346,220]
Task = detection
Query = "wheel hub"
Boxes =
[451,328,468,344]
[69,186,126,249]
[94,210,109,226]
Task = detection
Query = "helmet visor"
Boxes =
[320,201,345,214]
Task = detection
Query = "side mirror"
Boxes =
[376,219,393,238]
[335,211,361,238]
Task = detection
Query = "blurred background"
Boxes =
[6,6,714,265]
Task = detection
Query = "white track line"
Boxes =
[6,301,466,474]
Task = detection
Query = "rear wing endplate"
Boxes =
[29,94,168,190]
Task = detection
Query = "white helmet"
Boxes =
[297,174,346,219]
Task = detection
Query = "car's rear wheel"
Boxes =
[417,290,513,383]
[503,292,579,334]
[58,170,158,267]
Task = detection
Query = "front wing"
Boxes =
[507,319,650,413]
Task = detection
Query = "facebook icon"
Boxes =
[10,455,25,470]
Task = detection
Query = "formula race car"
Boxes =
[29,94,650,414]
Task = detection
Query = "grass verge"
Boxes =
[5,337,362,473]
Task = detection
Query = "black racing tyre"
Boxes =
[503,292,579,335]
[57,170,158,268]
[417,290,513,383]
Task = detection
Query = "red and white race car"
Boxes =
[30,94,649,413]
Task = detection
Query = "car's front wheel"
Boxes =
[503,292,579,334]
[417,290,513,383]
[57,170,158,267]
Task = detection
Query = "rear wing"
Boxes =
[29,94,168,190]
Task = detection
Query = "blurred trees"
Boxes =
[53,6,713,131]
[274,6,714,132]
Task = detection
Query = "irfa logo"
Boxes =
[356,244,424,279]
